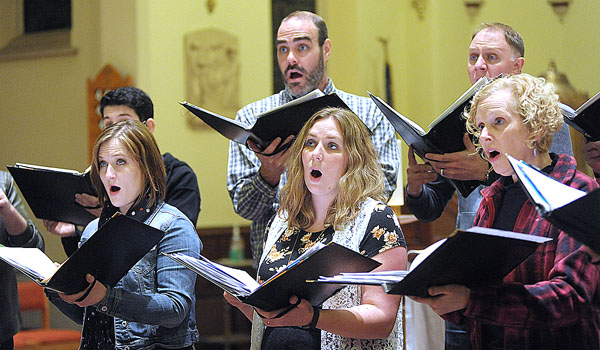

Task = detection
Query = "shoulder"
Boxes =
[152,203,195,228]
[162,153,196,178]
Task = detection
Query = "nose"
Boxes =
[311,143,324,161]
[479,126,492,142]
[474,55,487,71]
[287,50,298,66]
[105,164,116,179]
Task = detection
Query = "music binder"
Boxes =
[0,214,165,294]
[507,154,600,253]
[560,92,600,141]
[7,163,97,226]
[316,226,550,297]
[180,90,350,155]
[369,77,489,197]
[164,242,380,311]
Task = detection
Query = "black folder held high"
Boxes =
[369,77,489,197]
[507,154,600,253]
[560,91,600,141]
[180,90,350,156]
[0,214,165,294]
[164,242,381,311]
[7,163,97,226]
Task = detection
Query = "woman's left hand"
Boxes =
[59,274,107,307]
[410,284,470,316]
[257,296,314,328]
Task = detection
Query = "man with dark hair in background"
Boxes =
[45,87,201,255]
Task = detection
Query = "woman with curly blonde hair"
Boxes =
[226,107,407,349]
[413,74,600,349]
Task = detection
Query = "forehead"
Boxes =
[99,138,129,156]
[308,117,342,137]
[276,17,318,43]
[476,89,515,117]
[469,29,510,51]
[103,105,140,121]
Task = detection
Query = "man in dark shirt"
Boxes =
[45,87,200,255]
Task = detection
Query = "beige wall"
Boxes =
[0,0,599,329]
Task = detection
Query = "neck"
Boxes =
[511,151,552,182]
[309,194,335,232]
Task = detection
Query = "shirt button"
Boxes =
[122,321,128,327]
[100,306,108,312]
[124,346,130,350]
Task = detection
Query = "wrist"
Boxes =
[305,306,320,329]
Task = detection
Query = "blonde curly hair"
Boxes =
[465,73,563,158]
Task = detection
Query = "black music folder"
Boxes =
[164,242,380,311]
[180,90,350,155]
[561,91,600,141]
[369,77,489,197]
[7,163,97,226]
[316,226,550,298]
[0,214,164,294]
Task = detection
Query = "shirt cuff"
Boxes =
[6,222,35,246]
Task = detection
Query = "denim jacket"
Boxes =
[49,202,201,349]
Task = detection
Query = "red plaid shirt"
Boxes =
[444,154,600,349]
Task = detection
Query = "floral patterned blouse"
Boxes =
[258,203,406,283]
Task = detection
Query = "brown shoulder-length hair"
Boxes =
[278,107,386,231]
[91,120,166,209]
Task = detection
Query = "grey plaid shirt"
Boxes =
[226,79,400,267]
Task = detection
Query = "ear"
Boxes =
[322,38,332,64]
[144,118,156,133]
[512,57,525,74]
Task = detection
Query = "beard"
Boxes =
[282,51,325,98]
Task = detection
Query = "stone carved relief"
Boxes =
[185,28,240,128]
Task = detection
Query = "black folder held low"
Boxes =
[0,214,165,294]
[165,242,381,311]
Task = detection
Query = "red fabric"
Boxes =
[444,154,600,349]
[13,329,81,347]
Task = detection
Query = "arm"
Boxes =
[226,105,287,221]
[1,172,43,250]
[164,155,201,225]
[405,175,456,223]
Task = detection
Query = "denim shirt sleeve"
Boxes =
[95,212,201,328]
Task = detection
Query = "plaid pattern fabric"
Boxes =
[445,154,600,349]
[226,80,400,267]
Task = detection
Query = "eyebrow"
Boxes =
[276,36,313,45]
